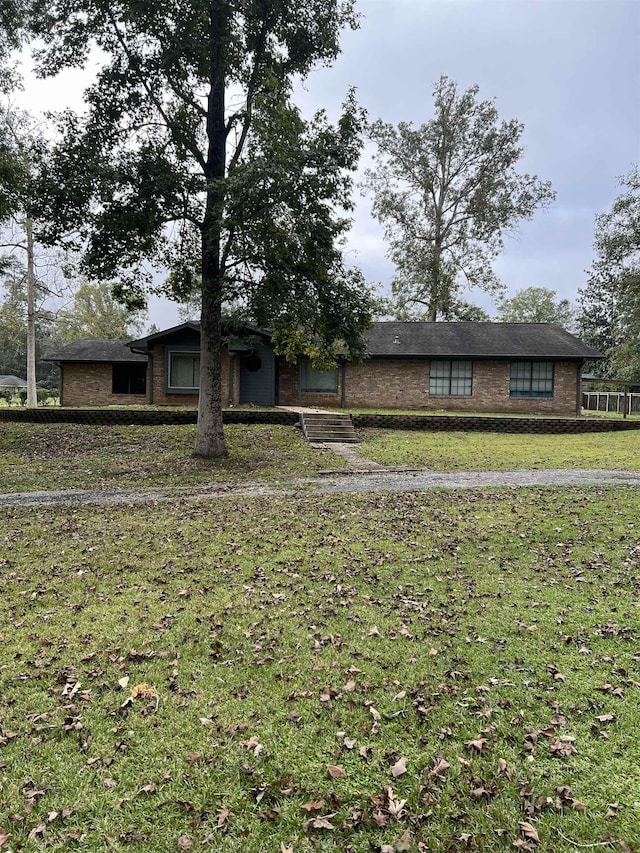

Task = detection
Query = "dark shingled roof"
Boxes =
[364,322,605,360]
[45,340,147,363]
[45,323,605,363]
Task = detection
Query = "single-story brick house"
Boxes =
[46,321,604,415]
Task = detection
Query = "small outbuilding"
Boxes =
[0,375,28,389]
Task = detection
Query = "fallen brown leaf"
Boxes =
[429,758,451,780]
[391,756,408,777]
[216,806,231,828]
[27,822,46,841]
[327,764,346,779]
[465,737,488,753]
[301,799,325,812]
[396,829,413,851]
[307,815,336,831]
[519,820,540,842]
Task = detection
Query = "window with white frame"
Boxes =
[300,359,338,393]
[510,361,554,397]
[168,351,200,390]
[429,360,473,396]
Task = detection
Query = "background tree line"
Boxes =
[0,257,145,398]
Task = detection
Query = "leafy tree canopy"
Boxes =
[56,280,146,343]
[365,75,555,321]
[24,0,376,455]
[496,286,575,329]
[0,1,28,93]
[0,107,30,223]
[578,167,640,379]
[0,104,49,230]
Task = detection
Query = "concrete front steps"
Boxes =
[300,412,359,443]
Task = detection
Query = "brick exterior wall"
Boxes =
[342,359,580,416]
[277,358,343,408]
[61,363,147,407]
[59,350,580,416]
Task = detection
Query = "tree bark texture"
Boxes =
[25,217,38,407]
[193,1,229,458]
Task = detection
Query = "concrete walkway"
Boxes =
[314,442,384,470]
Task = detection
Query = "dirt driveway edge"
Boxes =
[1,468,639,508]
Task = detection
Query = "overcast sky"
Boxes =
[17,0,640,329]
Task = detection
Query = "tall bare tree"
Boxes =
[365,76,556,321]
[0,106,47,406]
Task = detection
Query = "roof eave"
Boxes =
[367,352,606,360]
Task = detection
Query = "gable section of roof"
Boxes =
[128,321,201,351]
[128,321,271,353]
[364,322,605,360]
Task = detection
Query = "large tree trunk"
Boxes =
[193,2,229,458]
[25,217,38,408]
[194,279,227,457]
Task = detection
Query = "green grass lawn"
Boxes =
[0,423,347,493]
[359,429,640,472]
[1,423,639,495]
[0,487,638,851]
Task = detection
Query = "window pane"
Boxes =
[450,376,472,395]
[532,362,553,380]
[430,360,448,394]
[431,360,472,396]
[112,364,147,395]
[511,362,530,380]
[430,378,450,395]
[451,360,472,395]
[450,360,469,378]
[430,360,449,378]
[300,360,338,392]
[170,353,200,389]
[510,361,553,396]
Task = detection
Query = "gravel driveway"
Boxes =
[1,466,639,508]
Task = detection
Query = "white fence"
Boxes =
[582,391,640,415]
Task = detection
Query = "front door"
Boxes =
[239,340,276,406]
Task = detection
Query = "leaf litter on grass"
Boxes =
[0,486,638,850]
